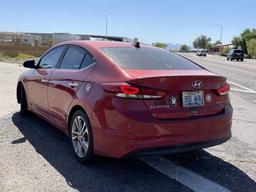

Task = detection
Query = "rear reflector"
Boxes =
[217,84,230,95]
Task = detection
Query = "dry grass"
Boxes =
[0,52,37,64]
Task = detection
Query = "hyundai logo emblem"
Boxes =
[192,80,203,89]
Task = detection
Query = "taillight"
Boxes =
[120,85,139,94]
[217,84,230,95]
[101,82,165,99]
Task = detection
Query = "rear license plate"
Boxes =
[182,91,204,107]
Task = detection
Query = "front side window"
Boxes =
[39,46,65,68]
[100,47,202,70]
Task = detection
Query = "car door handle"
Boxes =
[41,79,48,83]
[68,82,79,88]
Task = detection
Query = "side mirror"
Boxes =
[23,60,36,68]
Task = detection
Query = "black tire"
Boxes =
[227,58,229,60]
[237,58,239,61]
[70,110,95,163]
[230,58,233,61]
[241,58,244,62]
[20,85,29,116]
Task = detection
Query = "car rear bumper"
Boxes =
[93,104,232,158]
[198,54,206,56]
[131,136,230,156]
[230,55,244,59]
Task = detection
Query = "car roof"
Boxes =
[61,40,152,49]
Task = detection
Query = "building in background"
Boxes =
[0,31,132,47]
[0,31,132,57]
[52,33,82,44]
[0,32,15,46]
[0,32,42,47]
[211,43,233,52]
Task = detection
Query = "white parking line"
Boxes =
[228,81,256,94]
[139,156,231,192]
[230,88,256,93]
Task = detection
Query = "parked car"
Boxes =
[227,49,244,61]
[17,41,232,163]
[196,49,207,56]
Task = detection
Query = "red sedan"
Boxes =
[17,41,232,163]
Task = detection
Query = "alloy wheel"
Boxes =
[71,116,89,158]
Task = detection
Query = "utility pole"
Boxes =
[104,15,108,36]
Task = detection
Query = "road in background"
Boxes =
[0,58,255,192]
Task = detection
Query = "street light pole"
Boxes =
[220,25,223,43]
[213,23,222,44]
[104,15,108,36]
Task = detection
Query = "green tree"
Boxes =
[242,28,256,54]
[241,28,256,41]
[232,36,242,48]
[179,44,189,52]
[153,42,167,49]
[247,39,256,58]
[193,41,198,49]
[232,28,256,54]
[193,35,211,49]
[206,43,212,50]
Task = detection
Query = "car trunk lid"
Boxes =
[126,69,228,119]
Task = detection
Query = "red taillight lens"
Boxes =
[120,85,139,94]
[101,82,165,99]
[217,84,230,95]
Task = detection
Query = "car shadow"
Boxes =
[11,112,190,192]
[12,112,256,192]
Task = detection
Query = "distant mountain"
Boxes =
[167,43,182,50]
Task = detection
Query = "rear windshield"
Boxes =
[100,47,202,70]
[234,49,243,54]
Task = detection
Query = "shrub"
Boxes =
[153,42,167,49]
[179,44,189,52]
[15,53,35,60]
[220,47,231,56]
[0,52,10,61]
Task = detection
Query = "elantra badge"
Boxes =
[192,80,203,89]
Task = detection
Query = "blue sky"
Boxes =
[0,0,255,45]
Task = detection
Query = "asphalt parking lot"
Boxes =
[0,53,256,192]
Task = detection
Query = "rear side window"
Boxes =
[100,47,202,70]
[234,49,243,54]
[80,54,95,69]
[60,46,85,70]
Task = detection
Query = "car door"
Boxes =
[25,45,66,117]
[47,45,96,129]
